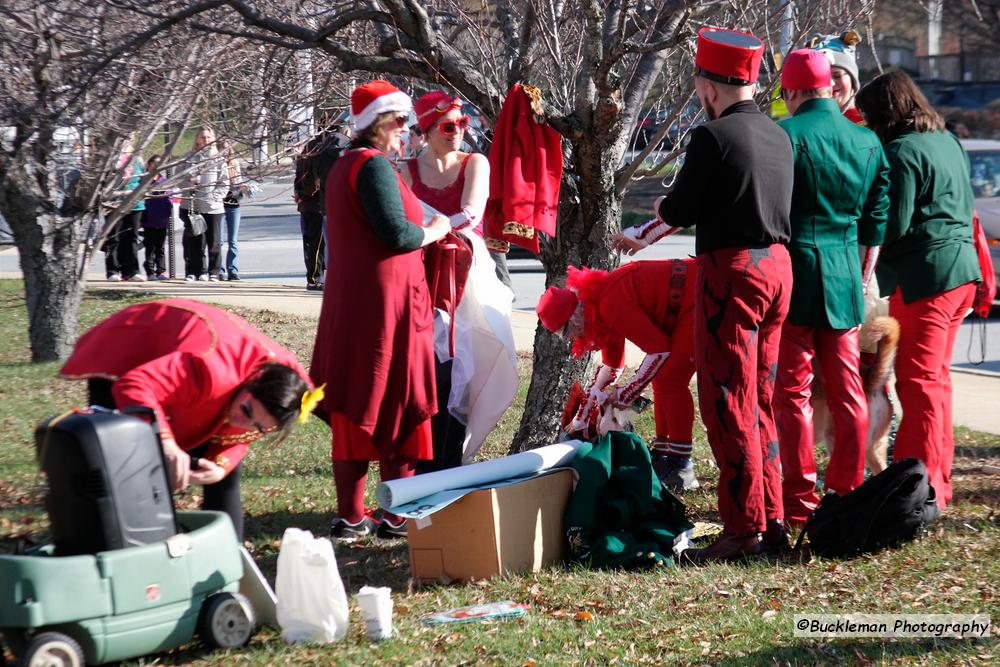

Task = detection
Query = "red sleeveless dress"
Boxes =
[406,155,484,237]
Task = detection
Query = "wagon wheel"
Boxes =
[197,592,257,649]
[17,632,83,667]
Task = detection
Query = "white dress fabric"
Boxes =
[425,203,518,462]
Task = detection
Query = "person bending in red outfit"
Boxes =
[536,260,699,491]
[60,298,315,539]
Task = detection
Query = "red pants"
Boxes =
[652,304,696,444]
[890,282,976,509]
[695,245,791,534]
[775,323,868,522]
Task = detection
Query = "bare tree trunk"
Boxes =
[515,323,593,449]
[3,195,85,361]
[510,136,625,451]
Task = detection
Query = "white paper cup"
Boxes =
[356,586,393,640]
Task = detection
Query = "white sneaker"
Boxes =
[107,273,122,282]
[198,274,210,282]
[128,274,146,282]
[185,275,196,282]
[208,275,219,282]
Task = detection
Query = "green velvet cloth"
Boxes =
[564,431,692,569]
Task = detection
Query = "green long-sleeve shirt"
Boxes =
[876,130,980,302]
[355,154,424,251]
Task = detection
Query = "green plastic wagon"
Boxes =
[0,511,256,666]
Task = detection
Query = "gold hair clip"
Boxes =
[298,383,326,424]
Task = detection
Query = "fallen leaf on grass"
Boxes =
[574,611,594,622]
[762,609,778,620]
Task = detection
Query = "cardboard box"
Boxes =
[407,469,575,582]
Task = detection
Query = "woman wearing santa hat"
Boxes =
[399,91,517,473]
[309,80,451,541]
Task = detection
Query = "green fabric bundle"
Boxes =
[564,431,692,568]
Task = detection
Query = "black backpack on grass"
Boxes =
[796,458,940,558]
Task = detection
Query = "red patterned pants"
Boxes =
[890,281,976,508]
[695,245,791,535]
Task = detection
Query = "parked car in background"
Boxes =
[962,139,1000,289]
[934,83,1000,110]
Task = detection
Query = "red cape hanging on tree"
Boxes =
[483,84,563,254]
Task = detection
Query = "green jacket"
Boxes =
[875,130,980,302]
[779,98,889,328]
[563,432,691,569]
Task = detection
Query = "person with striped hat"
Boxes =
[812,30,865,124]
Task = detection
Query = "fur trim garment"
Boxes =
[565,265,616,358]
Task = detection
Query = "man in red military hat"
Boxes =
[612,27,795,563]
[537,260,699,492]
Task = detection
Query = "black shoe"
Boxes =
[228,273,241,281]
[680,531,762,565]
[761,519,791,555]
[652,454,700,491]
[306,282,324,292]
[330,516,377,541]
[376,517,407,539]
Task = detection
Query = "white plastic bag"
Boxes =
[275,528,349,643]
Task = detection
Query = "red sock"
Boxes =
[332,459,368,523]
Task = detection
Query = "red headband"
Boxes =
[415,91,462,134]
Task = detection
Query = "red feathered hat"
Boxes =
[696,27,765,86]
[415,91,462,134]
[536,286,578,333]
[781,49,833,91]
[351,80,412,132]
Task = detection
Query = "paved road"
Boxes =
[3,177,1000,376]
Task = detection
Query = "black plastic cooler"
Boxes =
[35,410,177,555]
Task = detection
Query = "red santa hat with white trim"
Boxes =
[351,80,412,132]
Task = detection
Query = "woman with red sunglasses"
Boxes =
[401,91,518,475]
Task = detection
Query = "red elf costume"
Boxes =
[483,84,562,254]
[537,260,698,490]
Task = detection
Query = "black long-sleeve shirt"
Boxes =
[656,100,793,255]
